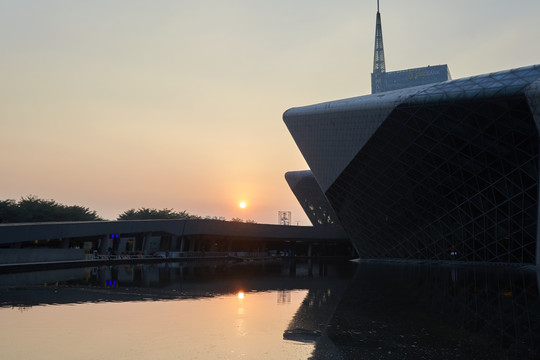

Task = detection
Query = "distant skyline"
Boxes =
[1,0,539,224]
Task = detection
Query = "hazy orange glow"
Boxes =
[0,290,313,359]
[1,1,537,225]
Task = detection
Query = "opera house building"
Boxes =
[284,65,540,266]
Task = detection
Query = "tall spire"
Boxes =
[372,0,386,93]
[373,1,385,73]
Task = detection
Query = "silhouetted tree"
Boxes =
[230,217,257,224]
[0,195,102,223]
[0,199,18,223]
[117,207,200,220]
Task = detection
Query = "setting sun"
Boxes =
[239,202,247,209]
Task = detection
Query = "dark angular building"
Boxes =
[284,65,540,265]
[285,170,339,227]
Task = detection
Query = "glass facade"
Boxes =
[285,170,339,226]
[372,65,451,94]
[285,65,540,265]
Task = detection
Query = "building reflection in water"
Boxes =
[278,290,292,304]
[310,263,540,359]
[0,260,538,359]
[0,260,354,308]
[0,260,352,360]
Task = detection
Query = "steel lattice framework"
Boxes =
[285,65,540,265]
[323,264,540,357]
[285,170,339,226]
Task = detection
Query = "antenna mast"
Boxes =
[371,0,386,93]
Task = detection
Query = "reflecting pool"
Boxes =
[0,260,538,359]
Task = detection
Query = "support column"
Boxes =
[99,236,111,254]
[289,257,296,275]
[171,236,179,251]
[143,233,153,254]
[179,237,185,252]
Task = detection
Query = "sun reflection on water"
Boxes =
[1,285,313,359]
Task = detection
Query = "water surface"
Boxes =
[0,260,538,359]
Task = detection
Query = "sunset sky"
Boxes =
[1,0,539,224]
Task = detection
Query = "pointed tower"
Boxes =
[371,0,386,93]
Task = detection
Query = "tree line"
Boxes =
[117,208,200,220]
[0,195,102,223]
[0,195,248,223]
